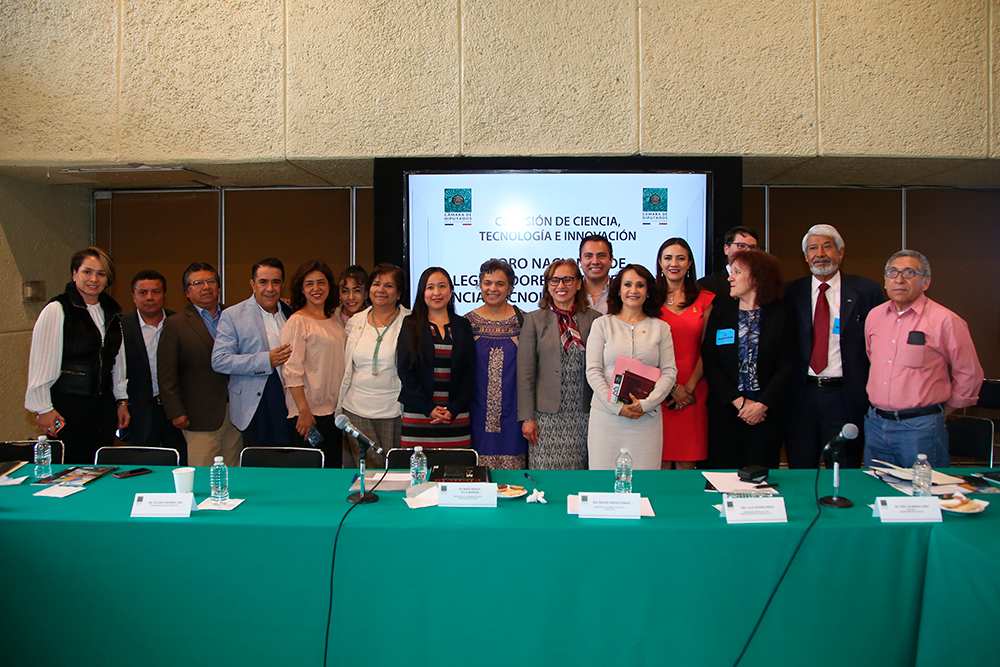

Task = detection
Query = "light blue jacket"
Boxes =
[211,296,292,431]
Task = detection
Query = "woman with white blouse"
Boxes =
[337,263,410,469]
[586,263,677,470]
[280,260,347,467]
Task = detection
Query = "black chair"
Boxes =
[240,447,325,469]
[384,447,479,470]
[0,440,65,464]
[94,446,180,467]
[947,415,995,468]
[975,379,1000,410]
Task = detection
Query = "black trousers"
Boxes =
[286,413,342,468]
[704,391,784,470]
[785,384,862,469]
[123,403,189,465]
[51,392,117,464]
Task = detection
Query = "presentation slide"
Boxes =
[407,171,708,311]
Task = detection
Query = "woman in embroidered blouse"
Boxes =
[517,259,601,470]
[337,263,410,469]
[280,260,347,467]
[333,265,368,332]
[701,250,794,470]
[465,259,528,469]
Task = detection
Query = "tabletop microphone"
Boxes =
[335,414,384,456]
[821,423,859,452]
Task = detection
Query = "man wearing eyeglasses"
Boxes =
[864,250,982,468]
[697,226,760,299]
[158,263,243,466]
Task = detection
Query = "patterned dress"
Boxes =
[400,323,472,447]
[466,311,527,469]
[532,345,589,469]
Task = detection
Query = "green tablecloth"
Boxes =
[0,466,995,667]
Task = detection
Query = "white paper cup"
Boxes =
[172,467,195,494]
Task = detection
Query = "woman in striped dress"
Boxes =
[397,267,477,448]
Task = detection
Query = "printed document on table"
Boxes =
[701,472,778,496]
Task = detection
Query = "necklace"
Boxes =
[369,306,400,376]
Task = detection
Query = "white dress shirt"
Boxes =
[25,300,128,414]
[139,311,166,396]
[808,272,843,378]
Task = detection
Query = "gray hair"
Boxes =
[885,250,931,280]
[801,225,845,253]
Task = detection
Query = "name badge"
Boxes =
[438,482,498,507]
[721,494,788,524]
[716,328,735,345]
[131,492,198,518]
[832,317,841,335]
[872,496,942,523]
[578,492,641,519]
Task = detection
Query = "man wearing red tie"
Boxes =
[785,225,884,468]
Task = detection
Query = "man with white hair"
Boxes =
[784,224,884,468]
[864,250,982,468]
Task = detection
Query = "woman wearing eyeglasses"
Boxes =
[517,260,602,469]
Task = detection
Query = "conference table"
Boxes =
[1,466,996,667]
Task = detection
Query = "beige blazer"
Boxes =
[517,307,602,421]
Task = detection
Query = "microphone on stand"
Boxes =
[336,414,382,505]
[819,423,859,509]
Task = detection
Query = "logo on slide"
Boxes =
[445,188,472,213]
[643,188,668,212]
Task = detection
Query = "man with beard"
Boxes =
[784,225,884,468]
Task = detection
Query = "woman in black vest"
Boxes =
[25,247,130,464]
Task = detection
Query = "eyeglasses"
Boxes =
[547,276,579,286]
[728,242,759,251]
[188,279,218,288]
[885,267,925,280]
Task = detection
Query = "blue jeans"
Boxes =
[863,406,949,469]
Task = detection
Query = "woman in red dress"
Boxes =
[656,238,714,469]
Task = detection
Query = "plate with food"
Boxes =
[939,494,989,514]
[497,483,528,499]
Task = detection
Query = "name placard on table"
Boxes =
[578,492,641,519]
[872,496,942,523]
[438,483,498,507]
[720,494,788,524]
[131,493,198,518]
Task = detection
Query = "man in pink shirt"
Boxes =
[865,250,983,468]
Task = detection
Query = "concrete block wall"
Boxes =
[1,0,997,168]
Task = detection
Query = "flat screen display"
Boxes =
[406,170,709,310]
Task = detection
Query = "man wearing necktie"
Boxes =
[784,225,884,468]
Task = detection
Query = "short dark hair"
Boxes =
[479,259,515,284]
[290,260,337,317]
[729,250,784,307]
[182,263,220,291]
[252,257,284,281]
[130,269,166,292]
[368,263,406,303]
[724,226,760,246]
[338,265,369,289]
[70,246,116,287]
[607,263,663,317]
[578,233,613,259]
[538,259,589,312]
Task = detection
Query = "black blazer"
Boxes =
[397,312,477,417]
[701,298,795,412]
[784,272,885,423]
[121,308,174,443]
[697,270,733,302]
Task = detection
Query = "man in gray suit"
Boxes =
[159,263,242,466]
[211,258,293,447]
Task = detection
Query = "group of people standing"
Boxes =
[26,224,984,473]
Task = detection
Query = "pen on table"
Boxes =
[524,472,538,487]
[350,473,360,486]
[754,483,779,489]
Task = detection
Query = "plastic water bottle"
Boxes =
[210,456,229,504]
[912,453,932,497]
[306,424,324,447]
[34,435,52,479]
[615,448,633,494]
[410,446,428,486]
